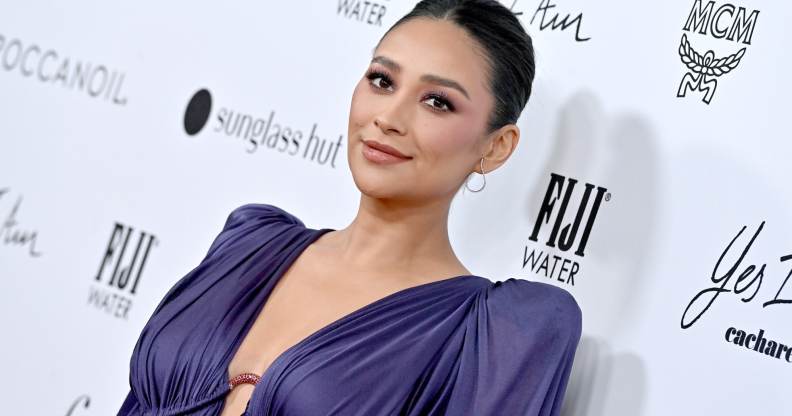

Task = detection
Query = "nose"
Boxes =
[373,97,409,136]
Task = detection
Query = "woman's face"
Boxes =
[348,17,497,204]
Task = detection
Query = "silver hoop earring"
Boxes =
[464,157,486,193]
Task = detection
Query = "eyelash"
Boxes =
[364,69,456,113]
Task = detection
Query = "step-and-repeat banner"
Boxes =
[1,1,788,415]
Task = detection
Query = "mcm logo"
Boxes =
[676,34,746,104]
[676,0,759,104]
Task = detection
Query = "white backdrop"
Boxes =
[1,1,789,415]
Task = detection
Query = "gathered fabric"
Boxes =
[117,203,581,415]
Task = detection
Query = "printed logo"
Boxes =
[88,222,158,320]
[677,34,745,104]
[0,187,43,257]
[524,173,609,286]
[0,33,128,105]
[337,0,389,26]
[680,221,792,365]
[507,0,590,42]
[65,394,91,415]
[676,0,759,104]
[182,88,345,169]
[184,88,212,136]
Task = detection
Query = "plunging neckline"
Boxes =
[222,225,484,413]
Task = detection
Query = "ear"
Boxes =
[475,124,520,174]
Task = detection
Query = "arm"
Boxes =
[451,279,582,415]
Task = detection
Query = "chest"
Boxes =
[221,252,430,415]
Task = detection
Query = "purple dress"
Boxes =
[117,203,582,415]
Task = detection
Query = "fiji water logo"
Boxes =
[524,173,609,286]
[88,222,158,320]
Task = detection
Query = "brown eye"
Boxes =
[423,92,455,113]
[366,70,394,91]
[372,77,390,89]
[424,97,449,111]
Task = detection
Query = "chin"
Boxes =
[350,168,403,199]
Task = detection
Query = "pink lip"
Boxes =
[361,139,412,164]
[362,139,411,158]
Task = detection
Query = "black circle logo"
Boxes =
[183,89,212,136]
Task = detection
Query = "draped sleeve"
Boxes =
[116,203,302,415]
[149,203,302,318]
[451,278,582,416]
[117,390,138,415]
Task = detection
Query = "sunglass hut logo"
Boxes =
[676,0,759,104]
[523,173,609,286]
[182,88,344,169]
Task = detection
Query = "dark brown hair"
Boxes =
[378,0,536,134]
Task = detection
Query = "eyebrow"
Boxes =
[370,55,471,101]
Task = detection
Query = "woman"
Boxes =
[118,0,581,415]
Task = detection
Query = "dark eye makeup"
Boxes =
[364,68,456,113]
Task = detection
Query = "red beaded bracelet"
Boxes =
[228,372,261,390]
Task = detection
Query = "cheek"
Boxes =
[419,117,478,160]
[349,81,371,127]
